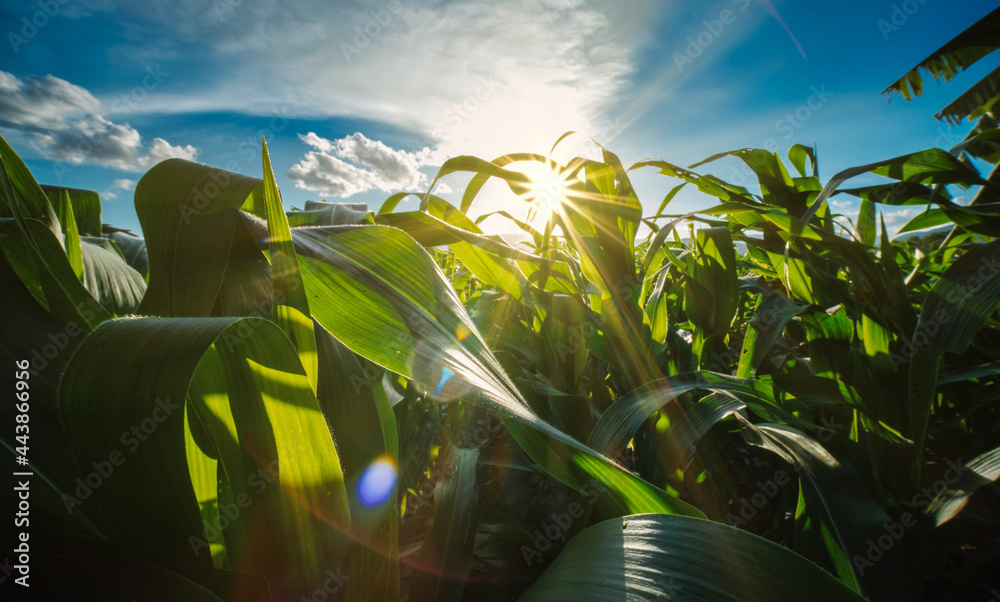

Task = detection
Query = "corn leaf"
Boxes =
[520,514,866,601]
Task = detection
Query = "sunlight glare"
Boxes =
[523,162,571,231]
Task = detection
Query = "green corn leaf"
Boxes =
[409,447,479,601]
[789,144,817,177]
[261,139,318,393]
[79,237,147,314]
[737,292,806,378]
[907,239,1000,457]
[56,189,84,281]
[292,224,703,517]
[0,218,109,328]
[520,514,866,601]
[0,133,62,239]
[135,159,264,317]
[107,230,149,277]
[42,185,103,237]
[928,445,1000,525]
[740,421,908,601]
[59,316,352,600]
[897,207,953,234]
[857,198,877,246]
[802,148,985,226]
[588,372,803,460]
[685,226,739,335]
[315,326,401,602]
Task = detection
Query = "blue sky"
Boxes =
[2,0,998,236]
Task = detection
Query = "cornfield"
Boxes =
[3,9,1000,602]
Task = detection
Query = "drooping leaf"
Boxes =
[59,316,352,600]
[42,184,103,237]
[928,445,1000,525]
[292,224,703,517]
[520,514,866,601]
[135,159,264,317]
[79,237,147,314]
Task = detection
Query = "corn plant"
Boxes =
[2,13,999,598]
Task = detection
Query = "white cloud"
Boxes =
[287,132,430,198]
[0,72,101,131]
[287,151,376,198]
[0,71,197,171]
[101,177,138,202]
[881,207,922,231]
[136,137,198,169]
[107,0,651,161]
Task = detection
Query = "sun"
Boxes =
[523,162,571,231]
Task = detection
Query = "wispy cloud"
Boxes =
[101,177,138,201]
[0,71,197,171]
[102,0,650,160]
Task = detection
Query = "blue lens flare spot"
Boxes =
[434,367,455,395]
[357,456,396,507]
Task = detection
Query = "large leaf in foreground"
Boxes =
[292,224,702,517]
[59,316,351,600]
[135,158,263,316]
[519,514,866,601]
[741,422,906,602]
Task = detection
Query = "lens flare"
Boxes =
[357,456,396,507]
[434,367,455,395]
